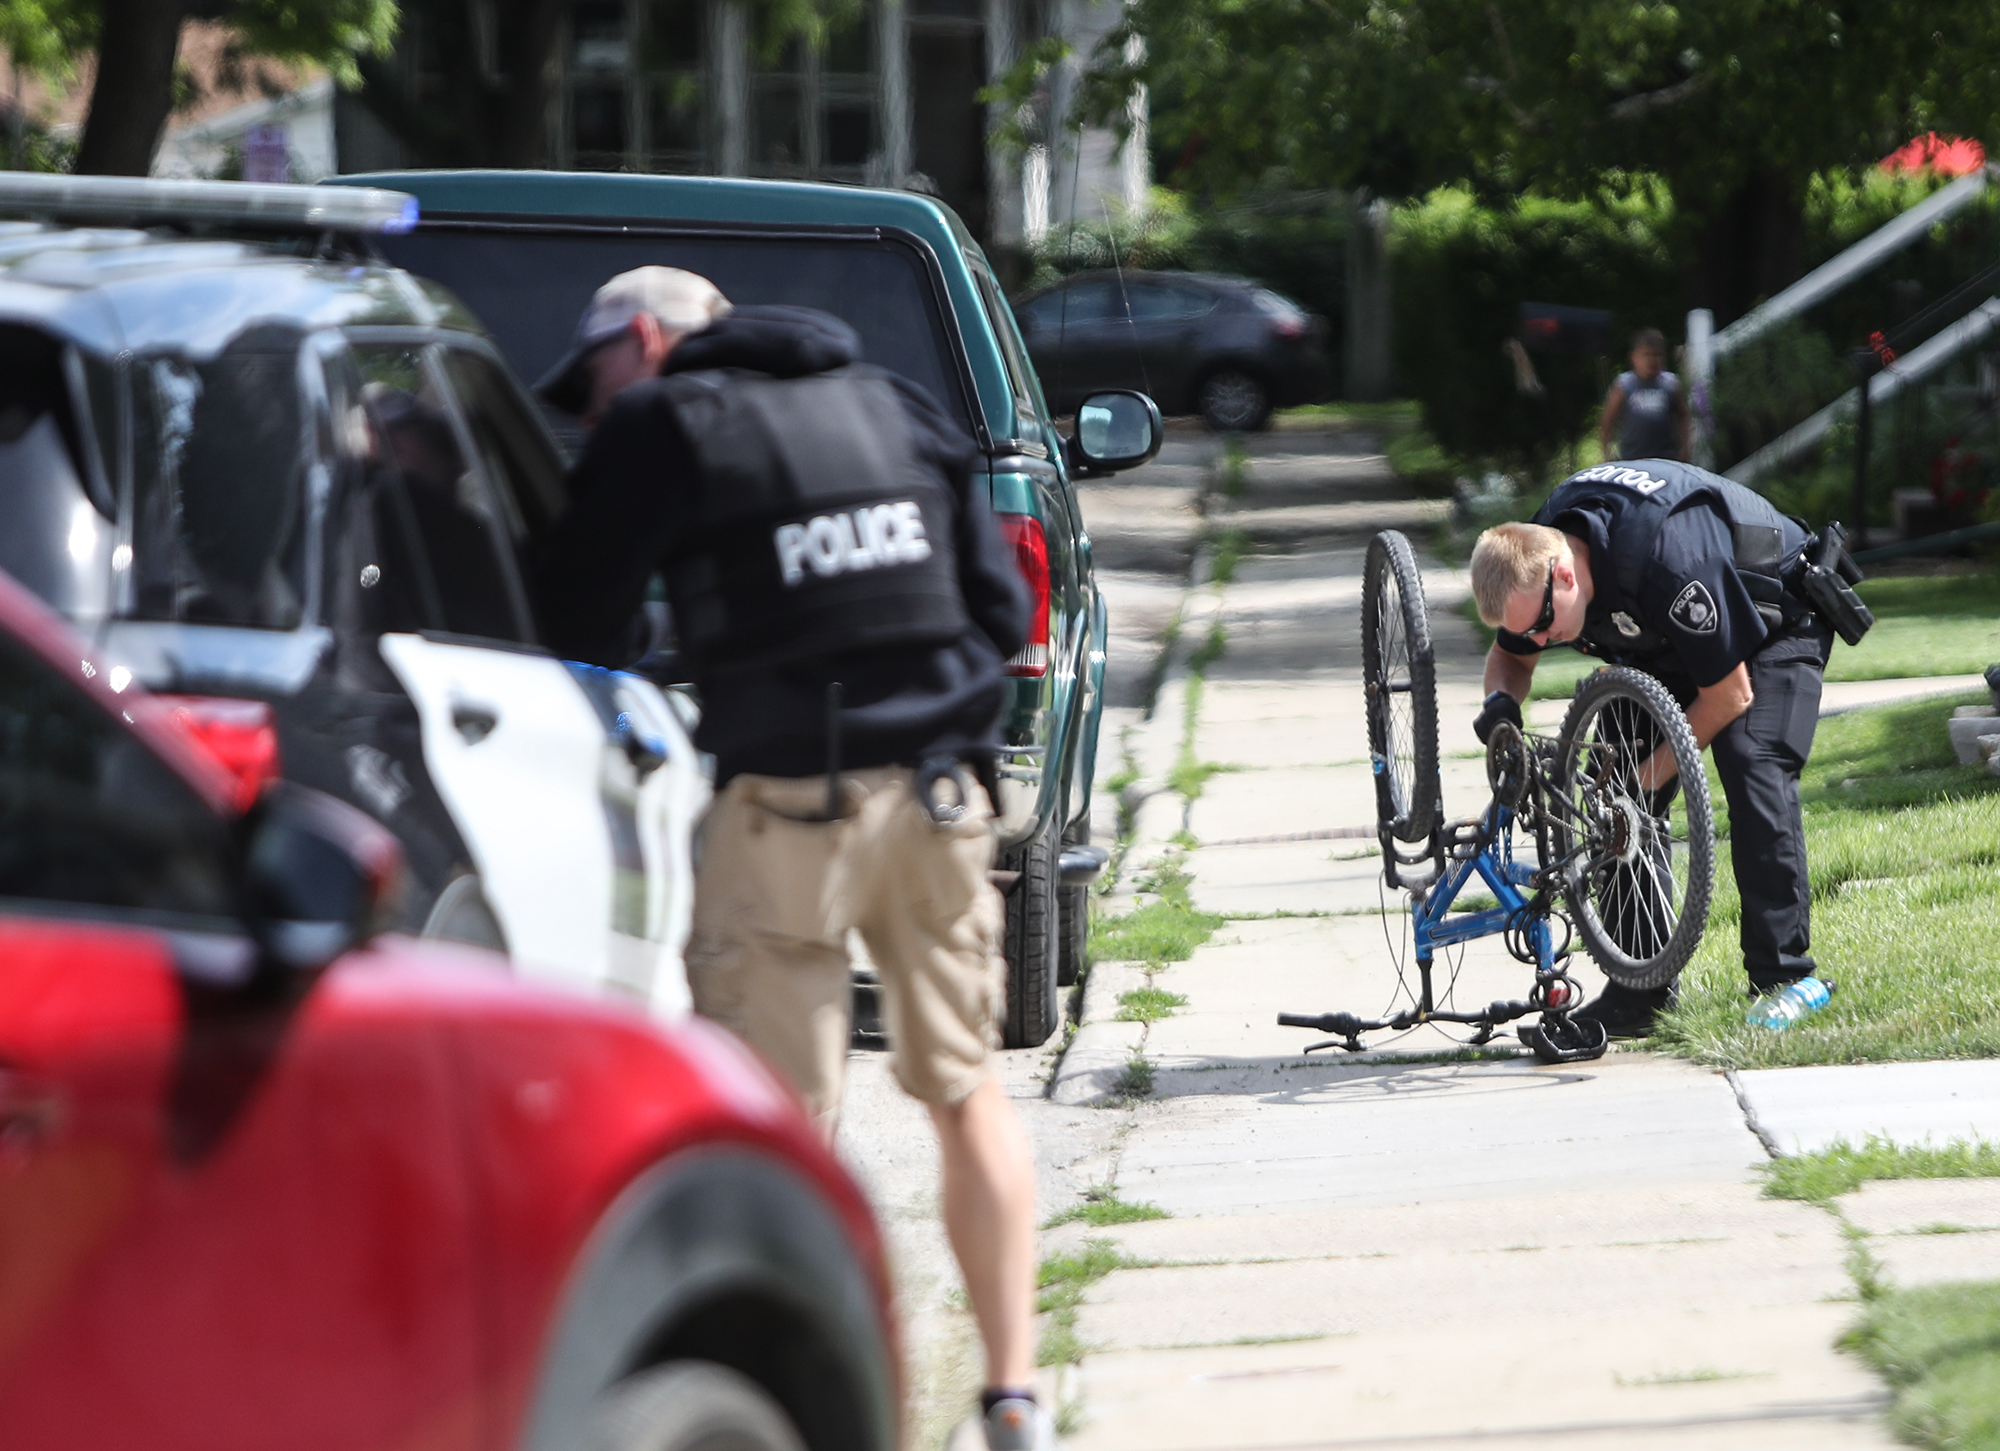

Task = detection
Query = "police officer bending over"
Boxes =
[1469,459,1859,1038]
[533,268,1057,1451]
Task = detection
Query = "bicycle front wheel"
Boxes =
[1549,667,1715,988]
[1362,530,1439,844]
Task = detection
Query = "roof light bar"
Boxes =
[0,174,419,235]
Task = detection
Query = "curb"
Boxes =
[1048,961,1150,1106]
[1047,451,1229,1103]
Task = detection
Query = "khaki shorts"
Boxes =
[685,765,1004,1131]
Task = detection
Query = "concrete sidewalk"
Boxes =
[1052,434,1912,1451]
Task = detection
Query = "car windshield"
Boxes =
[0,326,118,626]
[0,317,316,634]
[128,322,312,630]
[381,229,968,444]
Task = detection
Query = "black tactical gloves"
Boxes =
[1473,690,1522,744]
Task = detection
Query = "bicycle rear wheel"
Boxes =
[1549,667,1715,988]
[1362,530,1440,844]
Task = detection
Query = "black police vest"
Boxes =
[658,364,972,672]
[1533,460,1809,663]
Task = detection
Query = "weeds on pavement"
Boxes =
[1091,854,1223,968]
[1116,986,1188,1023]
[1036,1239,1152,1366]
[1110,1053,1156,1101]
[1761,1136,2000,1208]
[1613,1366,1767,1387]
[1168,644,1242,803]
[1210,527,1250,584]
[1219,438,1248,499]
[1044,1185,1171,1229]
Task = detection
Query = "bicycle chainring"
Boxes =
[1485,719,1529,812]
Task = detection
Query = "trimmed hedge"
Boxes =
[1389,186,1683,471]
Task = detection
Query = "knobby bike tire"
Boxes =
[1362,530,1440,845]
[1550,667,1715,989]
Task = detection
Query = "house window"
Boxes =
[567,0,631,170]
[749,15,877,180]
[644,0,705,170]
[560,0,708,173]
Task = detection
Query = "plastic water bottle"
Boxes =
[1745,976,1835,1031]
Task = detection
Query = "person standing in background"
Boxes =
[1599,327,1690,462]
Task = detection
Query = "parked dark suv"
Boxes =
[1015,270,1331,432]
[337,170,1162,1046]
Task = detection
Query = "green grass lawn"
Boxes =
[1832,571,2000,683]
[1652,690,2000,1068]
[1460,570,1999,699]
[1847,1278,2000,1451]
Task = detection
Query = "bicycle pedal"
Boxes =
[1518,1014,1610,1065]
[1443,818,1488,859]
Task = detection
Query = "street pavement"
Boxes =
[837,426,1997,1450]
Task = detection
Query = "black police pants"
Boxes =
[1662,620,1833,991]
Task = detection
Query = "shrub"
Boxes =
[1388,185,1683,472]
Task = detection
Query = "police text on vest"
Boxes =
[775,501,932,586]
[1570,464,1667,495]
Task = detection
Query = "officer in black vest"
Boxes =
[530,269,1058,1451]
[1467,459,1837,1037]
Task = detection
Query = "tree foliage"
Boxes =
[1,0,396,175]
[1084,0,2000,318]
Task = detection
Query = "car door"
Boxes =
[1027,279,1127,413]
[1109,280,1193,398]
[432,342,704,1017]
[1131,279,1217,406]
[331,334,622,1000]
[0,622,482,1451]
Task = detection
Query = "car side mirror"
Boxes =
[1067,390,1163,475]
[241,782,403,971]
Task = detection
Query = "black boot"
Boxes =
[1572,980,1678,1039]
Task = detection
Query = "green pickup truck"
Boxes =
[338,170,1159,1046]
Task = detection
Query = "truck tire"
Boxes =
[1001,815,1061,1047]
[1057,822,1090,988]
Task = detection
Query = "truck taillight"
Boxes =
[158,695,281,811]
[997,512,1050,678]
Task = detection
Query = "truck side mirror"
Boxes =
[241,782,404,971]
[1068,390,1163,474]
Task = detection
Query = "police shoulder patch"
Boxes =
[1669,579,1719,635]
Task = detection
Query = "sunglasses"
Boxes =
[1528,564,1557,636]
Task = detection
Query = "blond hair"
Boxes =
[1469,522,1567,627]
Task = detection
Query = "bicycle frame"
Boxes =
[1280,729,1606,1064]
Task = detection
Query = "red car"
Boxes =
[0,568,897,1451]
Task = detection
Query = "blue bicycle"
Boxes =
[1280,531,1715,1064]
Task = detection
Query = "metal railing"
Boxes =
[1688,166,2000,547]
